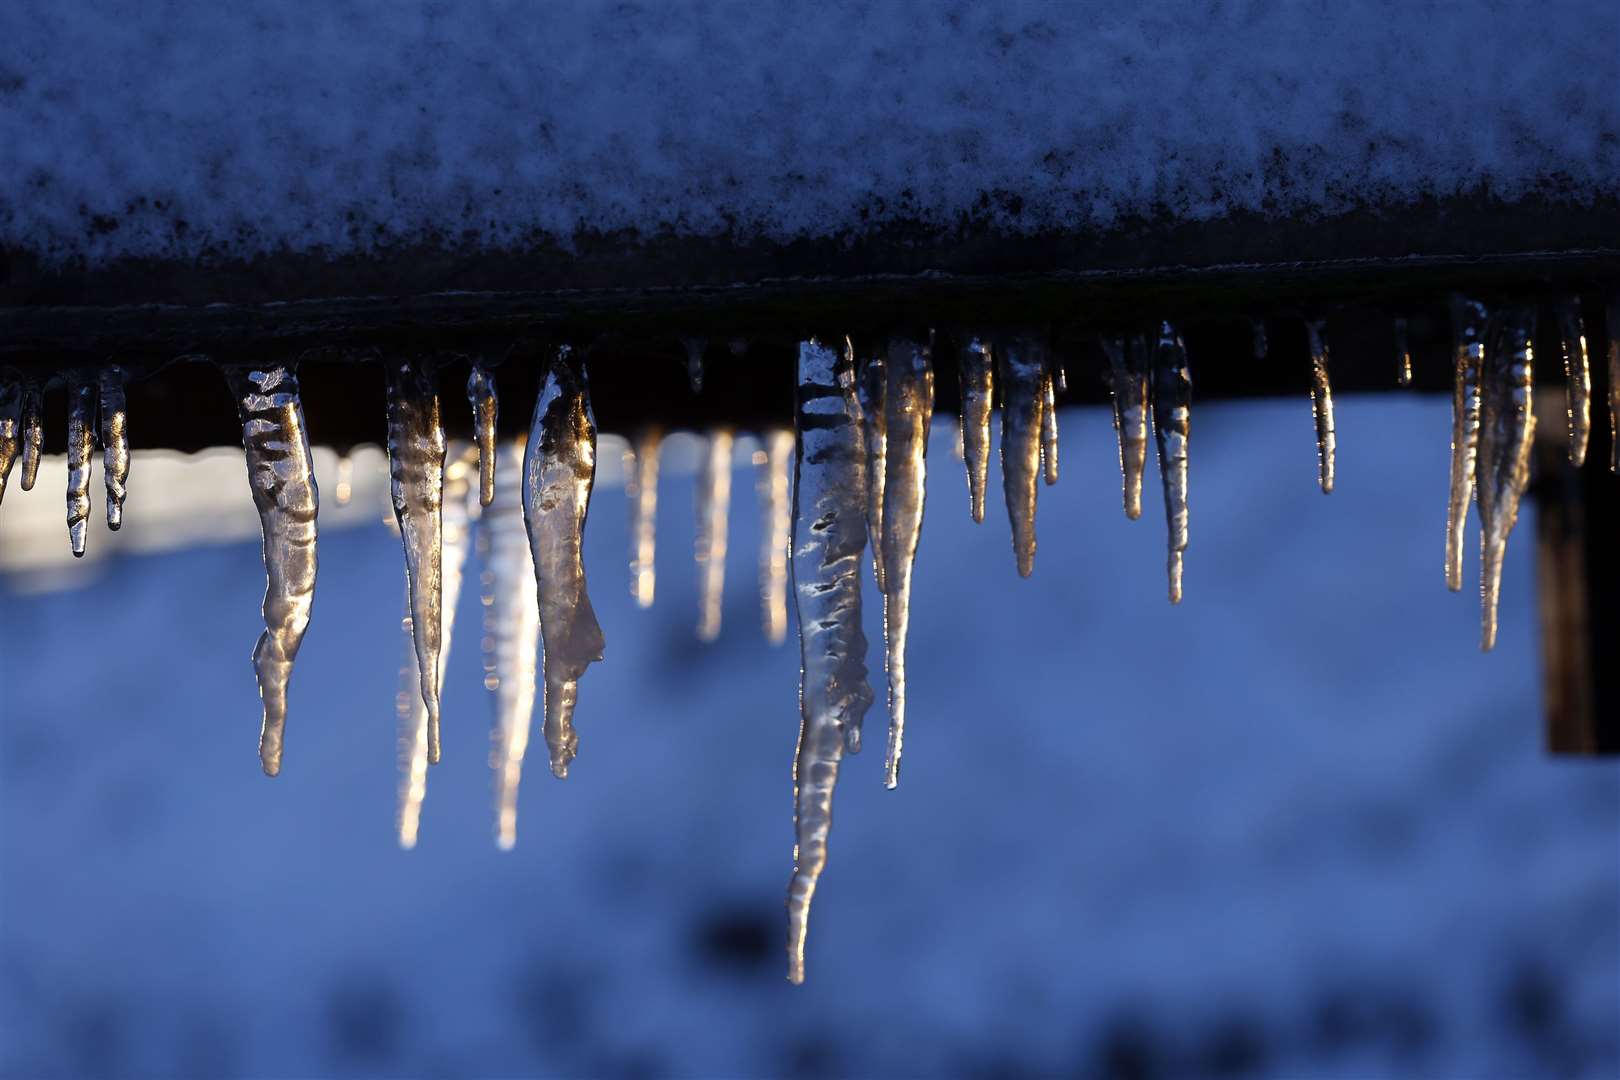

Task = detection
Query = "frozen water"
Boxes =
[1446,297,1488,591]
[695,430,733,642]
[880,337,933,789]
[1153,322,1192,604]
[1476,308,1536,653]
[957,338,993,524]
[64,371,94,558]
[998,334,1045,578]
[98,365,129,530]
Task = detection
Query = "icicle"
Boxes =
[65,370,95,557]
[1152,322,1192,604]
[1054,365,1068,395]
[1446,296,1488,591]
[98,365,129,530]
[757,428,793,646]
[1394,317,1414,388]
[626,428,661,609]
[224,363,319,776]
[384,354,448,765]
[396,445,476,848]
[1040,366,1059,486]
[1476,308,1536,653]
[467,361,499,507]
[957,338,993,524]
[683,338,706,394]
[1552,298,1591,467]
[1102,333,1151,521]
[858,351,888,590]
[333,453,354,506]
[18,378,42,491]
[1251,319,1268,360]
[522,346,604,780]
[0,375,19,509]
[880,337,933,789]
[695,429,734,642]
[998,333,1045,578]
[786,336,874,986]
[1305,318,1336,494]
[483,440,541,849]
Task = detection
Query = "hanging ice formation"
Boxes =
[223,362,319,776]
[1102,333,1150,521]
[1040,366,1059,486]
[467,361,499,507]
[0,376,19,507]
[1394,317,1414,388]
[397,445,477,849]
[64,370,95,557]
[696,429,734,641]
[880,337,934,789]
[1446,297,1488,591]
[1305,318,1336,494]
[18,378,42,492]
[998,333,1045,578]
[385,354,449,765]
[627,428,661,609]
[957,338,993,523]
[1476,307,1537,652]
[786,336,873,986]
[523,345,605,779]
[756,429,794,646]
[482,439,541,849]
[99,366,129,529]
[1153,322,1192,604]
[1552,298,1591,467]
[859,350,888,590]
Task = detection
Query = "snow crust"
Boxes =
[2,2,1617,265]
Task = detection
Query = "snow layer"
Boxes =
[2,2,1617,265]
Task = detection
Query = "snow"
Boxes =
[1,395,1616,1076]
[2,2,1616,266]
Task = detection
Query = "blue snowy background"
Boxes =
[1,397,1616,1078]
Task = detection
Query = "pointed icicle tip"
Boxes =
[18,378,43,492]
[467,361,499,507]
[1476,307,1536,652]
[1152,321,1192,605]
[485,440,541,849]
[998,332,1045,578]
[1103,333,1151,521]
[65,370,95,557]
[1040,365,1059,487]
[958,337,994,525]
[1305,318,1336,494]
[99,365,130,530]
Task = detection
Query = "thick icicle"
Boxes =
[384,355,448,765]
[695,429,734,642]
[1553,298,1591,467]
[65,370,95,557]
[999,334,1045,578]
[786,336,874,986]
[224,363,319,776]
[958,338,993,524]
[1394,317,1414,387]
[396,446,476,848]
[98,365,129,530]
[1446,297,1488,591]
[683,338,705,394]
[880,337,933,789]
[858,351,888,590]
[1305,318,1336,494]
[18,378,42,491]
[0,376,18,508]
[626,428,661,609]
[1102,333,1150,520]
[483,440,541,849]
[756,428,793,646]
[1476,308,1536,653]
[522,346,605,779]
[1040,367,1059,486]
[467,361,499,507]
[1152,322,1192,604]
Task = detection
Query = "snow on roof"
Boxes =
[2,2,1616,265]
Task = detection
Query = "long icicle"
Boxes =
[1477,308,1536,652]
[786,336,873,986]
[384,354,448,765]
[484,439,541,849]
[99,365,130,529]
[1446,296,1488,590]
[467,361,499,507]
[0,375,19,508]
[18,377,42,492]
[858,350,888,591]
[1305,318,1336,494]
[627,427,661,609]
[522,345,605,779]
[1102,333,1150,520]
[397,445,477,848]
[1152,322,1192,604]
[1040,365,1059,486]
[224,363,318,776]
[757,428,793,646]
[958,337,993,523]
[1553,298,1591,467]
[65,370,95,557]
[999,333,1045,578]
[695,429,734,642]
[881,336,933,790]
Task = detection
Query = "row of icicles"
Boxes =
[0,292,1614,982]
